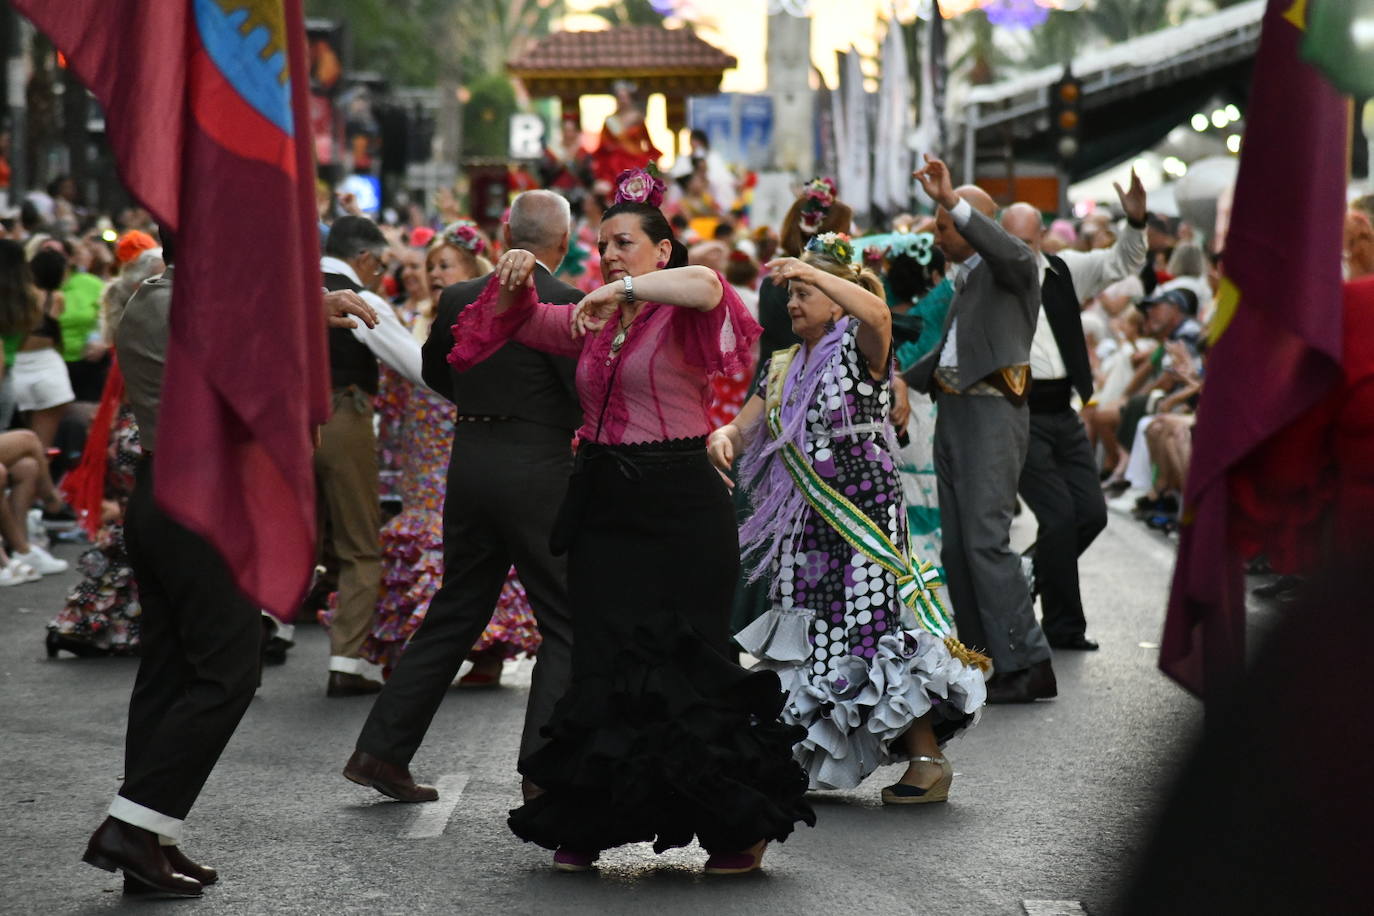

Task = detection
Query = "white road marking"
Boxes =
[399,774,470,839]
[1023,902,1089,916]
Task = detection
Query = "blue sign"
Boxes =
[689,94,775,170]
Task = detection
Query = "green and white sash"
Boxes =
[764,347,955,639]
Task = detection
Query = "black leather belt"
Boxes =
[1028,377,1074,414]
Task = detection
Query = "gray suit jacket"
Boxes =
[904,209,1040,394]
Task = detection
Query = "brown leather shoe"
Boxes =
[83,817,202,898]
[985,659,1058,704]
[124,845,217,893]
[326,671,382,697]
[343,749,438,802]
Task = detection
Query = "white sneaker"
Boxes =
[0,557,40,586]
[12,544,68,575]
[26,508,49,549]
[1107,488,1148,515]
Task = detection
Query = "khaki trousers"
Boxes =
[314,388,381,664]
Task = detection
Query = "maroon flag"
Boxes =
[15,1,330,619]
[1160,0,1348,698]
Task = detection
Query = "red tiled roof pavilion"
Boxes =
[508,25,738,145]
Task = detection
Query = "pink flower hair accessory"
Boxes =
[612,167,667,209]
[440,219,487,256]
[799,176,838,233]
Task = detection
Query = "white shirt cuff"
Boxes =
[949,197,973,228]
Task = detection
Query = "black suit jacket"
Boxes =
[421,266,583,430]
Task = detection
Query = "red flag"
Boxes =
[1160,0,1348,699]
[15,1,330,619]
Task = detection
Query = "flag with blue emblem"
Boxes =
[14,0,331,621]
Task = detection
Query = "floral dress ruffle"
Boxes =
[47,406,142,654]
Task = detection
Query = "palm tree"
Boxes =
[587,0,670,27]
[451,0,568,79]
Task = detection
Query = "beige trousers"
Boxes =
[314,388,381,666]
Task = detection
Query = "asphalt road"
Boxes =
[0,514,1250,915]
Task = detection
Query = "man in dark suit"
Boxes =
[84,235,380,897]
[1001,177,1148,653]
[904,155,1055,704]
[344,190,581,802]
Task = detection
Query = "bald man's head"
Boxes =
[506,190,573,263]
[1001,203,1044,255]
[955,185,997,218]
[931,186,998,264]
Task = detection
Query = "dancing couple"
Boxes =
[347,170,987,876]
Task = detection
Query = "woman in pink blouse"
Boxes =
[448,170,814,875]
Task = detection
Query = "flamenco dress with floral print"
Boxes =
[47,406,142,656]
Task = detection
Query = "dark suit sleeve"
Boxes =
[421,286,459,402]
[961,209,1036,294]
[535,271,585,405]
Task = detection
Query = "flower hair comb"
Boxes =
[440,220,487,257]
[612,167,667,209]
[805,231,855,265]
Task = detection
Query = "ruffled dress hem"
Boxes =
[737,607,986,792]
[509,617,815,854]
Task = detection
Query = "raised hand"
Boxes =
[1113,168,1147,224]
[912,153,957,210]
[572,283,620,338]
[766,257,819,287]
[496,249,538,292]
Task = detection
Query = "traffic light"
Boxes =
[1049,69,1083,170]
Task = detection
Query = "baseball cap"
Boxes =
[1137,288,1198,316]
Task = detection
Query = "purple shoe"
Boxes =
[552,848,598,872]
[704,841,768,875]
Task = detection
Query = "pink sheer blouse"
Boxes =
[448,273,761,446]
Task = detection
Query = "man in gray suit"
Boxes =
[904,155,1056,703]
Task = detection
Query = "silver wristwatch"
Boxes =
[621,275,635,303]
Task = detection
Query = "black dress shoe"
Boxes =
[83,817,202,898]
[125,845,217,893]
[1048,634,1099,651]
[326,671,382,697]
[985,659,1058,704]
[343,749,439,802]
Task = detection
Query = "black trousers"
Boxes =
[356,420,575,765]
[118,458,261,821]
[1017,407,1108,642]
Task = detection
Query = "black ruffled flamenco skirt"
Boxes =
[509,439,815,854]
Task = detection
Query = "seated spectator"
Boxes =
[1089,288,1200,489]
[0,427,70,579]
[1158,242,1211,319]
[11,245,76,451]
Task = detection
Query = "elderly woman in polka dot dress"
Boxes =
[710,233,987,804]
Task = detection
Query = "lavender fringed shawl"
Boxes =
[737,318,854,580]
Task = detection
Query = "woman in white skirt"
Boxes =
[13,247,76,449]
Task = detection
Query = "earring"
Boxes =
[824,318,837,332]
[656,260,667,269]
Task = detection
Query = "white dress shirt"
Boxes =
[320,256,426,387]
[1028,223,1148,381]
[938,197,977,369]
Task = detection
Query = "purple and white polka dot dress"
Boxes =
[737,324,986,790]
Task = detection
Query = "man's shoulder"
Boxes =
[535,269,583,305]
[438,274,495,314]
